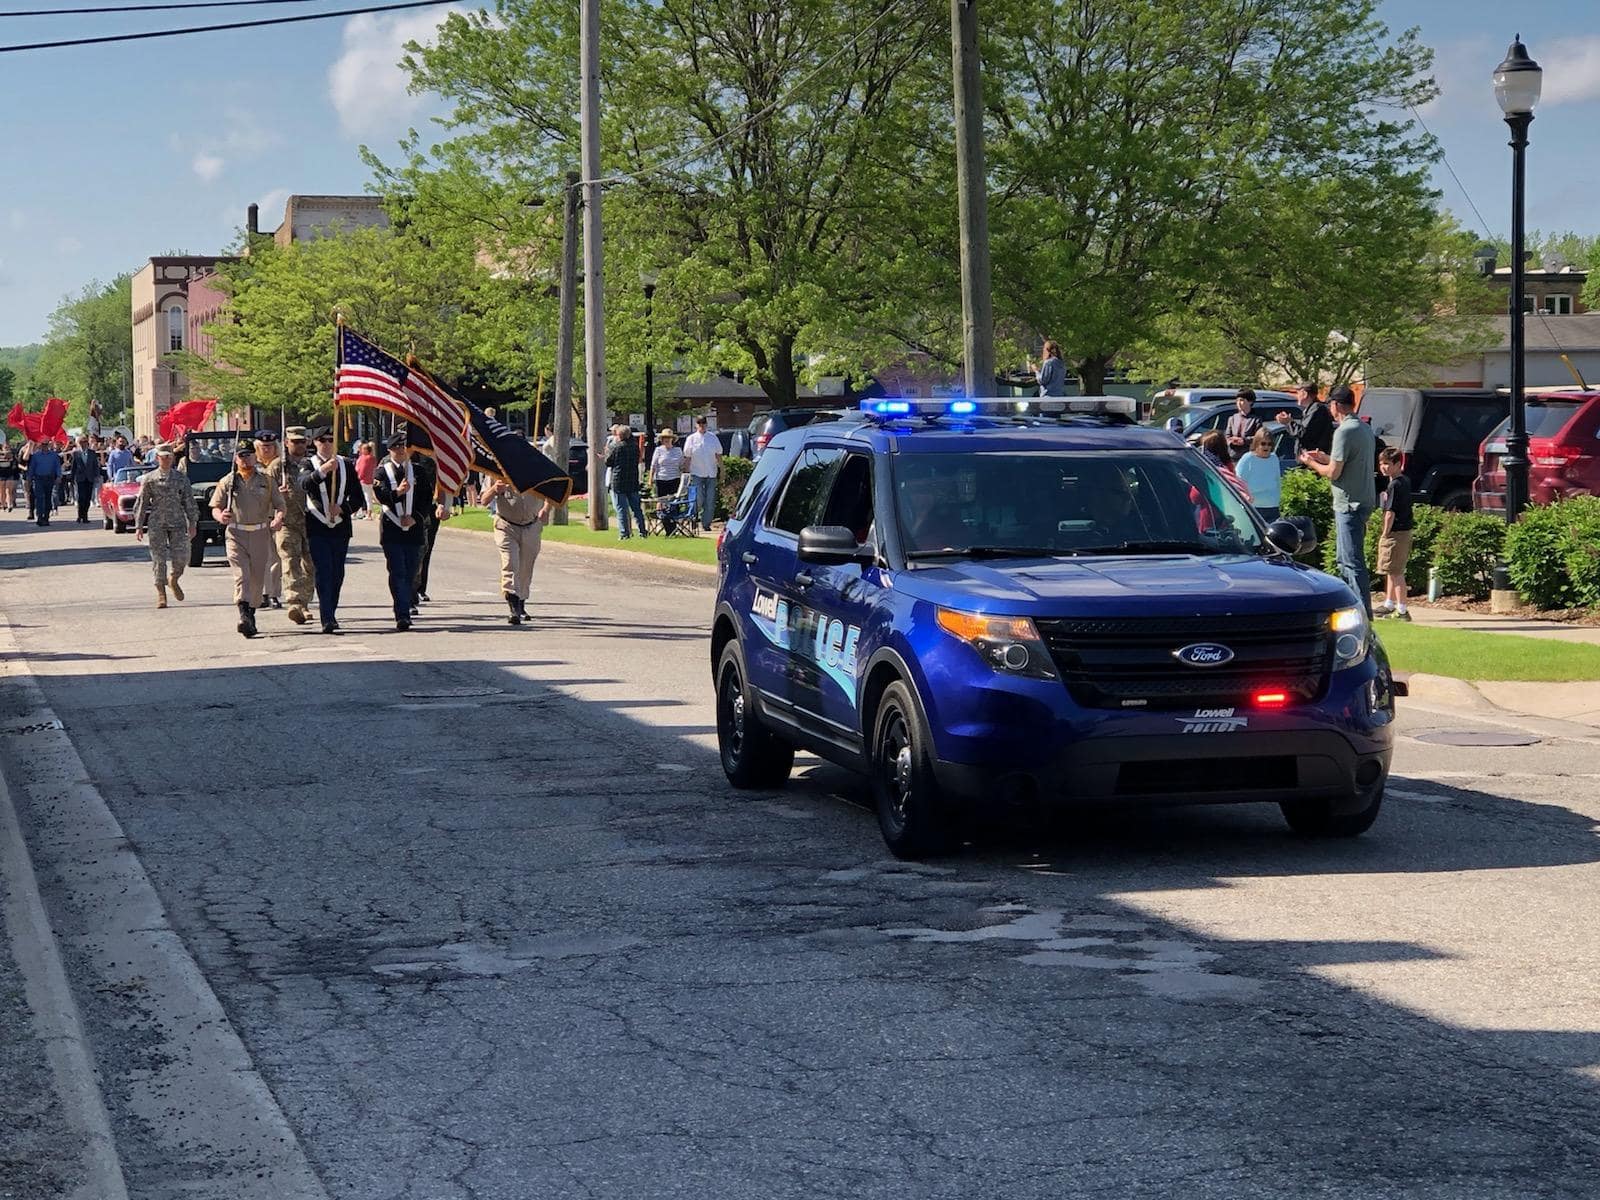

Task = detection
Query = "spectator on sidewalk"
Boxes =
[106,435,133,479]
[1225,388,1262,457]
[1235,428,1282,521]
[1030,340,1067,397]
[605,425,647,539]
[1276,382,1334,457]
[648,428,685,533]
[1375,447,1413,621]
[1198,431,1252,504]
[1300,386,1376,611]
[0,438,18,513]
[354,440,378,517]
[681,415,722,532]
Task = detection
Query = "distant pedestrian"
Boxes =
[68,435,102,524]
[371,433,426,632]
[1375,447,1413,620]
[24,439,61,527]
[133,442,197,609]
[1224,389,1262,457]
[211,439,285,638]
[482,476,552,625]
[86,400,101,440]
[354,440,378,517]
[648,428,685,532]
[605,425,646,539]
[1300,386,1376,611]
[1198,432,1252,504]
[681,415,722,532]
[298,426,366,634]
[106,435,133,479]
[1031,340,1067,397]
[1236,428,1282,521]
[1276,382,1334,458]
[0,439,17,512]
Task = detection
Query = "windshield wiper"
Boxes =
[905,545,1083,560]
[1072,540,1228,556]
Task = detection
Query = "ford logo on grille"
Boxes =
[1173,642,1234,668]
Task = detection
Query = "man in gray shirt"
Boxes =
[1299,385,1376,611]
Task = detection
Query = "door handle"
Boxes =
[741,552,757,564]
[795,571,814,588]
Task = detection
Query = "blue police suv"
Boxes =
[711,398,1401,858]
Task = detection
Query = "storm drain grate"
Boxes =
[2,719,64,736]
[400,687,504,699]
[1414,730,1540,748]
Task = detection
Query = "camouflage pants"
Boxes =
[148,525,189,585]
[276,525,314,610]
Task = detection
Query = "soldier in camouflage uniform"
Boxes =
[133,442,197,609]
[269,426,316,625]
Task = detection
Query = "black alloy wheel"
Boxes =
[871,680,957,859]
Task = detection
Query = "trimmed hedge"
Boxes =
[1561,501,1600,608]
[1499,496,1600,610]
[1279,469,1332,556]
[1363,503,1444,595]
[716,456,754,520]
[1430,511,1506,601]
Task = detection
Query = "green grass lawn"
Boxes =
[1376,621,1600,682]
[443,502,719,567]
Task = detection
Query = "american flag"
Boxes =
[334,327,471,491]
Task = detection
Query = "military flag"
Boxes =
[333,327,472,493]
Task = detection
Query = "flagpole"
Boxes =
[331,309,345,457]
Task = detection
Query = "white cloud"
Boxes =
[1540,37,1600,107]
[193,153,226,183]
[328,6,463,138]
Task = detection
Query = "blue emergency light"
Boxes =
[858,396,1138,420]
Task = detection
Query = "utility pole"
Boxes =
[950,0,994,397]
[580,0,608,530]
[553,170,580,527]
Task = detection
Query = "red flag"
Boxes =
[157,399,217,442]
[4,403,22,433]
[6,398,67,443]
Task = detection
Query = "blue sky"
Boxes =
[0,0,1595,345]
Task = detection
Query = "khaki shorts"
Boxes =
[1377,529,1412,576]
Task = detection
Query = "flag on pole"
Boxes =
[157,398,216,442]
[5,397,68,444]
[461,395,572,504]
[333,327,471,492]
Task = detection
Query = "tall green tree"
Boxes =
[983,0,1445,392]
[30,278,132,425]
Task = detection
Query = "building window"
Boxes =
[1522,296,1536,314]
[167,306,185,352]
[1545,295,1574,315]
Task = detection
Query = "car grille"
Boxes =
[119,496,136,510]
[1035,612,1333,711]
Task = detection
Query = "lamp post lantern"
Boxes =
[1494,34,1542,524]
[641,271,658,449]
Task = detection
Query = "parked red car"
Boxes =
[99,463,152,533]
[1474,391,1600,512]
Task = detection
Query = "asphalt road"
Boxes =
[3,515,1600,1198]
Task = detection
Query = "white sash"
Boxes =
[381,458,414,528]
[307,454,346,527]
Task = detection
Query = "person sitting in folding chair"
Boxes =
[647,428,685,534]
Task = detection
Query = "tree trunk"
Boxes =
[768,333,799,407]
[1076,355,1111,396]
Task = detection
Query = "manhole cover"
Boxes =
[399,687,504,699]
[1414,730,1541,747]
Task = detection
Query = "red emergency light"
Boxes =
[1254,691,1289,708]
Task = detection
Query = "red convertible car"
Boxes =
[100,464,152,533]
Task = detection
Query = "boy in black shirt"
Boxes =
[1376,448,1413,619]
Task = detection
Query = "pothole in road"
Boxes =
[401,687,505,699]
[1413,730,1541,747]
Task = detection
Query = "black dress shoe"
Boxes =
[322,623,340,635]
[396,619,411,631]
[417,592,430,602]
[409,604,419,616]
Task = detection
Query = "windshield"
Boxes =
[1485,402,1581,443]
[114,467,150,484]
[892,449,1264,559]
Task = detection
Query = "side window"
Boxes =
[818,453,874,544]
[732,449,787,522]
[768,447,845,535]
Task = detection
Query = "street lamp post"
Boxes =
[641,271,658,447]
[1494,35,1543,524]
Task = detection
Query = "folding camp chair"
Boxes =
[643,489,698,537]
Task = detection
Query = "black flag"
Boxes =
[460,396,572,505]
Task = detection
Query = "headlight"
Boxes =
[1331,605,1369,669]
[935,608,1057,679]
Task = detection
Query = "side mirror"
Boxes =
[1266,516,1317,557]
[798,525,871,565]
[1164,416,1184,435]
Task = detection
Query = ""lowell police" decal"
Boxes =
[751,587,863,706]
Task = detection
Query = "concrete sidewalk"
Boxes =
[1403,603,1600,645]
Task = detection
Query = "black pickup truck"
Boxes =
[182,432,246,567]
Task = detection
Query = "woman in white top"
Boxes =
[648,428,685,533]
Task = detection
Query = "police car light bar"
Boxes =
[858,396,1137,419]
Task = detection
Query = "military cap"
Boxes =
[285,426,308,440]
[254,430,279,445]
[155,441,177,455]
[385,431,409,450]
[310,426,334,441]
[233,440,256,455]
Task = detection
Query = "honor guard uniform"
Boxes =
[297,426,367,634]
[271,426,316,625]
[211,439,285,638]
[481,477,552,625]
[410,447,443,603]
[371,432,426,631]
[133,442,197,608]
[253,432,285,609]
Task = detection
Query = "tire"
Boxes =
[188,532,206,568]
[870,680,959,859]
[1281,786,1383,838]
[103,514,113,531]
[715,642,794,789]
[1434,489,1470,513]
[112,520,124,534]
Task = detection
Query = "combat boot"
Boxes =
[286,605,307,625]
[505,592,522,626]
[514,595,529,624]
[168,573,184,602]
[156,583,167,609]
[237,601,257,638]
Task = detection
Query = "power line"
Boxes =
[0,0,448,51]
[1,0,332,17]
